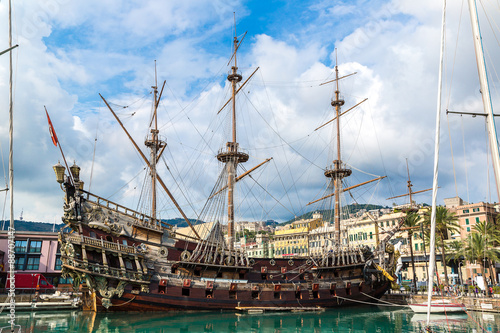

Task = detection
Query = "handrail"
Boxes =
[65,234,138,254]
[63,257,149,282]
[81,190,172,230]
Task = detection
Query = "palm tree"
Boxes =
[472,220,500,284]
[447,239,465,285]
[403,211,420,292]
[464,232,500,288]
[422,206,460,287]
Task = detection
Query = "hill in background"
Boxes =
[0,220,65,232]
[284,204,388,225]
[1,203,390,232]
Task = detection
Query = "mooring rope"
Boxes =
[360,292,409,307]
[334,295,408,307]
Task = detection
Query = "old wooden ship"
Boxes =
[54,30,402,312]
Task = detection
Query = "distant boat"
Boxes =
[409,299,466,314]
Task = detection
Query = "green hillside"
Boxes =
[284,204,388,225]
[0,220,66,232]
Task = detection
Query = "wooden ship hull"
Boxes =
[54,25,399,313]
[57,189,397,312]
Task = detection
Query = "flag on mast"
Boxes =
[45,107,58,146]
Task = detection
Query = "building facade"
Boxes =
[0,231,67,286]
[273,213,323,257]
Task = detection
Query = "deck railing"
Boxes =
[65,234,138,254]
[63,257,149,282]
[81,190,171,231]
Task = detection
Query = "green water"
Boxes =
[2,306,499,332]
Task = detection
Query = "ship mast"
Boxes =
[467,0,500,201]
[144,65,164,222]
[216,24,249,249]
[324,61,352,244]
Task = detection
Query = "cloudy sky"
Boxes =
[0,0,499,225]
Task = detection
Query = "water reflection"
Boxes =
[0,306,498,332]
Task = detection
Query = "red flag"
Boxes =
[45,109,58,146]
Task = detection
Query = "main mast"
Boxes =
[217,28,249,249]
[145,69,161,222]
[324,64,352,244]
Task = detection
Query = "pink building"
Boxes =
[0,231,67,286]
[444,197,499,239]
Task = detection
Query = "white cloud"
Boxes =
[0,0,499,225]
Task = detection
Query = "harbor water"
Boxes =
[2,306,500,333]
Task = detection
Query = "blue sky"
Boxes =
[0,0,500,223]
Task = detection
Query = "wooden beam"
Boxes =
[319,72,357,86]
[100,94,201,240]
[315,98,368,131]
[208,158,272,200]
[386,187,433,200]
[307,176,386,206]
[217,67,260,115]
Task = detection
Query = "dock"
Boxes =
[235,306,325,314]
[382,292,500,313]
[0,292,81,312]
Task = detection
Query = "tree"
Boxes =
[471,220,500,284]
[447,240,465,285]
[422,206,460,287]
[404,211,421,292]
[464,232,500,287]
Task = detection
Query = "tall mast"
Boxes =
[7,0,16,329]
[427,0,446,324]
[217,21,249,249]
[144,62,164,223]
[324,56,352,244]
[467,0,500,200]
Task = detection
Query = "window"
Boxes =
[467,227,470,232]
[29,240,42,253]
[90,231,96,238]
[473,208,480,212]
[54,257,62,270]
[463,209,469,213]
[15,240,27,253]
[465,218,469,225]
[369,232,373,240]
[475,217,480,223]
[59,277,73,284]
[15,257,25,270]
[26,257,40,270]
[415,243,419,251]
[392,220,395,226]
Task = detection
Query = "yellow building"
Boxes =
[273,213,323,258]
[343,211,383,251]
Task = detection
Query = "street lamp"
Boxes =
[70,162,80,182]
[53,162,65,184]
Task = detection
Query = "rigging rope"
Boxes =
[446,114,459,198]
[461,116,470,203]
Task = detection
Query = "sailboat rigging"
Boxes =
[1,0,19,331]
[410,0,500,321]
[55,22,402,312]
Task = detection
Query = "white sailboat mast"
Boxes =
[7,0,16,329]
[427,0,446,324]
[468,0,500,200]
